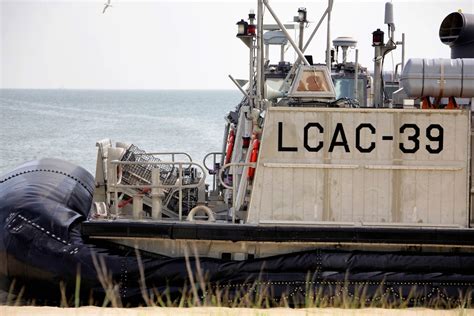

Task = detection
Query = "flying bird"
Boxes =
[102,0,112,14]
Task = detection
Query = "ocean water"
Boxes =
[0,89,241,175]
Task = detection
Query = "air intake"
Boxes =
[439,12,474,58]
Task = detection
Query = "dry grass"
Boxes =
[1,306,474,316]
[1,245,473,311]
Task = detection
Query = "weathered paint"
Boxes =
[248,107,471,227]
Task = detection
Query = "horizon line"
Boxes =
[0,88,239,91]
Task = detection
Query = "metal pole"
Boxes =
[234,139,253,215]
[133,194,143,219]
[401,33,405,72]
[111,165,119,217]
[303,8,329,53]
[354,49,359,102]
[373,46,383,107]
[232,165,236,223]
[114,191,118,217]
[249,37,255,108]
[229,75,250,99]
[212,154,217,192]
[263,0,310,66]
[256,0,264,106]
[178,163,183,221]
[326,0,333,70]
[151,168,163,220]
[281,6,330,91]
[298,21,304,50]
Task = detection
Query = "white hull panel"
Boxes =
[248,108,470,227]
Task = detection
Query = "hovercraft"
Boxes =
[2,1,474,305]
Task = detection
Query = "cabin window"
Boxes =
[333,78,366,106]
[296,70,331,92]
[288,65,336,99]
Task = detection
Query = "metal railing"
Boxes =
[134,152,193,162]
[218,162,256,222]
[109,160,206,221]
[203,152,223,192]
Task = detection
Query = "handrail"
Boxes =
[202,152,223,173]
[218,162,256,190]
[111,161,205,188]
[109,160,206,220]
[203,152,224,192]
[133,152,193,162]
[218,161,257,223]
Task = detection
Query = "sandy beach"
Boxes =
[1,306,473,316]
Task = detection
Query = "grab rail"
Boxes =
[203,152,223,173]
[133,152,193,162]
[203,152,223,191]
[218,162,256,222]
[218,162,256,190]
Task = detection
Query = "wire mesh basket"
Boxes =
[120,144,178,186]
[117,144,200,215]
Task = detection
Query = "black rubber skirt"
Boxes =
[1,159,473,306]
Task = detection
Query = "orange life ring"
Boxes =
[225,129,235,164]
[247,138,260,180]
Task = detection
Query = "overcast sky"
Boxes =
[1,0,473,90]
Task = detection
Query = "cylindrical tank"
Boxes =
[400,58,474,98]
[439,12,474,58]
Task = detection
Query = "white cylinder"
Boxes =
[401,58,474,98]
[152,197,162,220]
[133,194,143,219]
[384,2,394,26]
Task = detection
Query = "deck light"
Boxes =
[237,19,248,37]
[298,7,307,23]
[372,28,384,46]
[248,10,256,36]
[248,24,256,36]
[248,9,256,21]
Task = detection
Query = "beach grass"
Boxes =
[1,247,473,311]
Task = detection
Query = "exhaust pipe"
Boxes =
[439,12,474,58]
